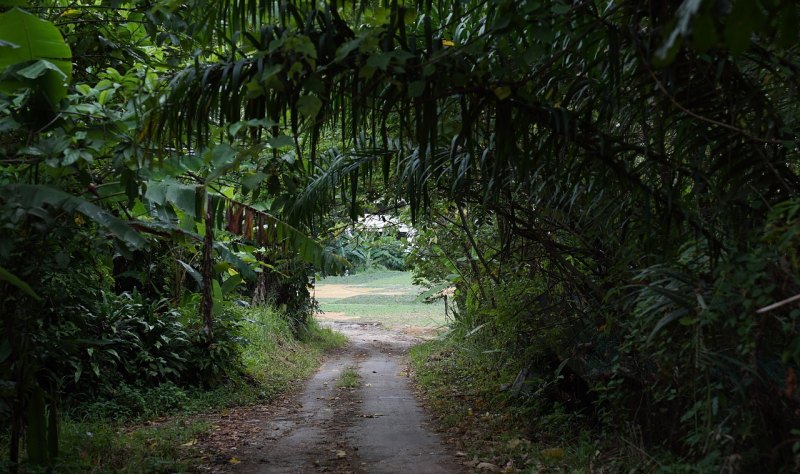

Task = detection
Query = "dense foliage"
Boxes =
[0,1,339,470]
[1,0,799,471]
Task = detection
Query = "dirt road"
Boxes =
[203,322,462,473]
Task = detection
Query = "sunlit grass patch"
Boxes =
[315,270,448,330]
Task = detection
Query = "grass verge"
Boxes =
[410,334,640,473]
[337,367,361,389]
[3,306,346,473]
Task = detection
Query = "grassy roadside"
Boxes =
[410,335,644,473]
[15,306,346,473]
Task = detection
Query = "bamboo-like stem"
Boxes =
[200,191,215,339]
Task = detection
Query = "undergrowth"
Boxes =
[0,306,345,473]
[410,332,659,473]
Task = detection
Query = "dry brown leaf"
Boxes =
[476,461,500,472]
[541,447,565,460]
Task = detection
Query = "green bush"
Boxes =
[82,385,147,421]
[80,382,193,422]
[326,230,409,273]
[57,291,243,401]
[606,204,800,469]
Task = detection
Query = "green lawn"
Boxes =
[314,270,448,331]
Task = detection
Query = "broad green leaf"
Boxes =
[73,365,82,383]
[365,6,390,26]
[288,34,317,59]
[221,274,242,295]
[0,264,41,300]
[335,38,362,62]
[213,261,231,274]
[269,134,295,148]
[178,260,203,285]
[242,172,266,194]
[209,143,234,166]
[0,8,72,105]
[5,184,147,250]
[16,59,65,80]
[168,184,202,220]
[0,115,20,133]
[551,2,571,14]
[366,52,392,71]
[212,280,223,315]
[359,65,376,79]
[145,180,204,220]
[494,86,512,100]
[647,309,687,343]
[408,81,426,98]
[228,118,277,137]
[297,94,322,118]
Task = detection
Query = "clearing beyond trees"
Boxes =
[314,271,449,337]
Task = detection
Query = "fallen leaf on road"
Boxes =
[541,447,565,460]
[336,450,347,458]
[181,439,198,447]
[455,451,467,457]
[228,457,240,464]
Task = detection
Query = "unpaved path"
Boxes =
[201,322,462,473]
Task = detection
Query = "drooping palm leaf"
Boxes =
[2,184,148,250]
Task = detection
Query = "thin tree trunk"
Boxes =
[10,395,20,473]
[200,193,214,339]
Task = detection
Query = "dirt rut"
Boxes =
[222,322,461,473]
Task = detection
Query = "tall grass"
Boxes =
[239,305,345,393]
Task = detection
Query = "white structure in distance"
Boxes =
[354,214,416,242]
